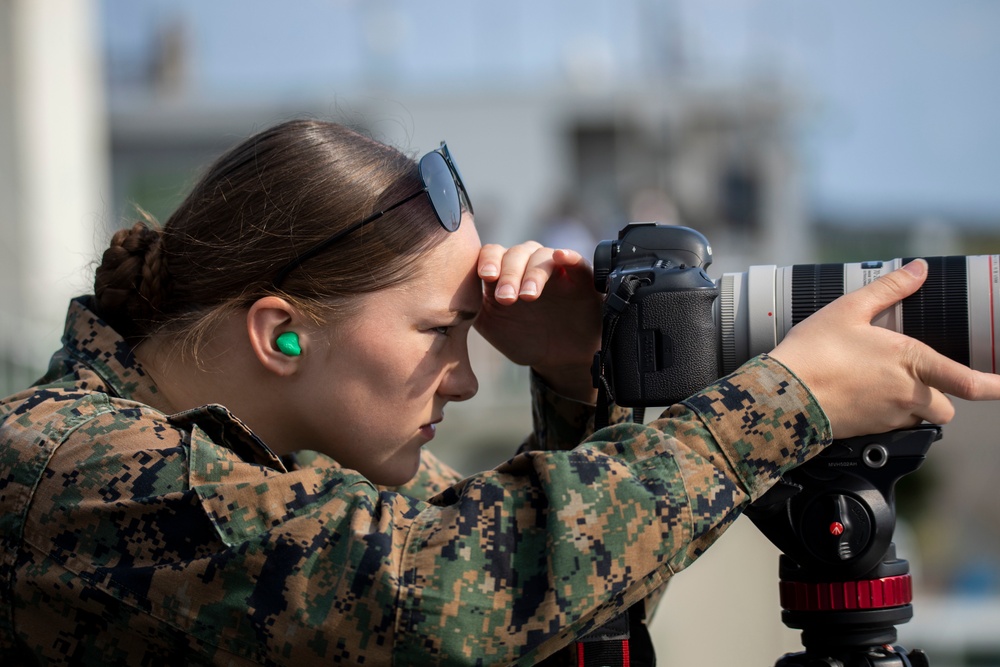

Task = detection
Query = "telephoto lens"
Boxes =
[718,256,999,375]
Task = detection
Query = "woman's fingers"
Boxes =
[911,343,1000,402]
[914,385,956,427]
[479,241,541,301]
[828,259,928,322]
[515,248,590,302]
[478,243,589,304]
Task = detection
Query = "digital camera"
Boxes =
[594,221,999,407]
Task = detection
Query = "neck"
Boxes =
[133,313,257,413]
[133,324,303,457]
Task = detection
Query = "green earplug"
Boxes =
[276,331,302,356]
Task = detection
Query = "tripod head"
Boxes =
[745,425,941,666]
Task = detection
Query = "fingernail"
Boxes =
[902,259,927,278]
[480,263,498,278]
[496,284,516,300]
[519,280,538,297]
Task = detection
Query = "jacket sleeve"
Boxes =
[518,370,634,455]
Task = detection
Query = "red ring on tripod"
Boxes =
[780,574,912,612]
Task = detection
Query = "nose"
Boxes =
[440,355,478,402]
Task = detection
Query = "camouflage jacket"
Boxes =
[0,297,831,666]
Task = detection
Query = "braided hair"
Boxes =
[94,220,170,340]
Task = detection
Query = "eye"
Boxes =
[431,326,452,336]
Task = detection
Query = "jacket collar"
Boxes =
[59,296,161,406]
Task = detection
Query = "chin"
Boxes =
[369,452,422,488]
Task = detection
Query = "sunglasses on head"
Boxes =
[272,142,473,288]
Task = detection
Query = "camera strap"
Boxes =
[579,272,656,665]
[593,274,646,431]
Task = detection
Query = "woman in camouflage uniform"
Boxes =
[2,119,997,666]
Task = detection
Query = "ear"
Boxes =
[247,296,305,377]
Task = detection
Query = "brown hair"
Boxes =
[94,119,454,350]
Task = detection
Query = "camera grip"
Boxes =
[610,288,719,406]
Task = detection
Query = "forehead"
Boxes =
[414,215,482,305]
[367,214,482,316]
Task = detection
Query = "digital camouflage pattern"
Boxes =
[0,297,831,665]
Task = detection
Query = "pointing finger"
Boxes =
[833,259,929,322]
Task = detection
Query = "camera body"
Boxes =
[593,222,720,406]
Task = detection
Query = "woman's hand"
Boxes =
[770,259,1000,438]
[474,242,603,402]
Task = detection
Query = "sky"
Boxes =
[99,0,1000,221]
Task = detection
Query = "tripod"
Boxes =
[745,426,941,667]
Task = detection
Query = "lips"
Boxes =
[419,418,441,440]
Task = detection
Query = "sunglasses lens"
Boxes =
[420,151,462,232]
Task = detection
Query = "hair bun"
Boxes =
[94,221,169,337]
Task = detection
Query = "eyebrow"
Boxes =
[449,308,479,321]
[428,305,479,322]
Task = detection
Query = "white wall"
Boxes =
[0,0,109,382]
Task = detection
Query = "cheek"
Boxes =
[352,340,436,400]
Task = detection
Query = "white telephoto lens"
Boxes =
[718,255,1000,375]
